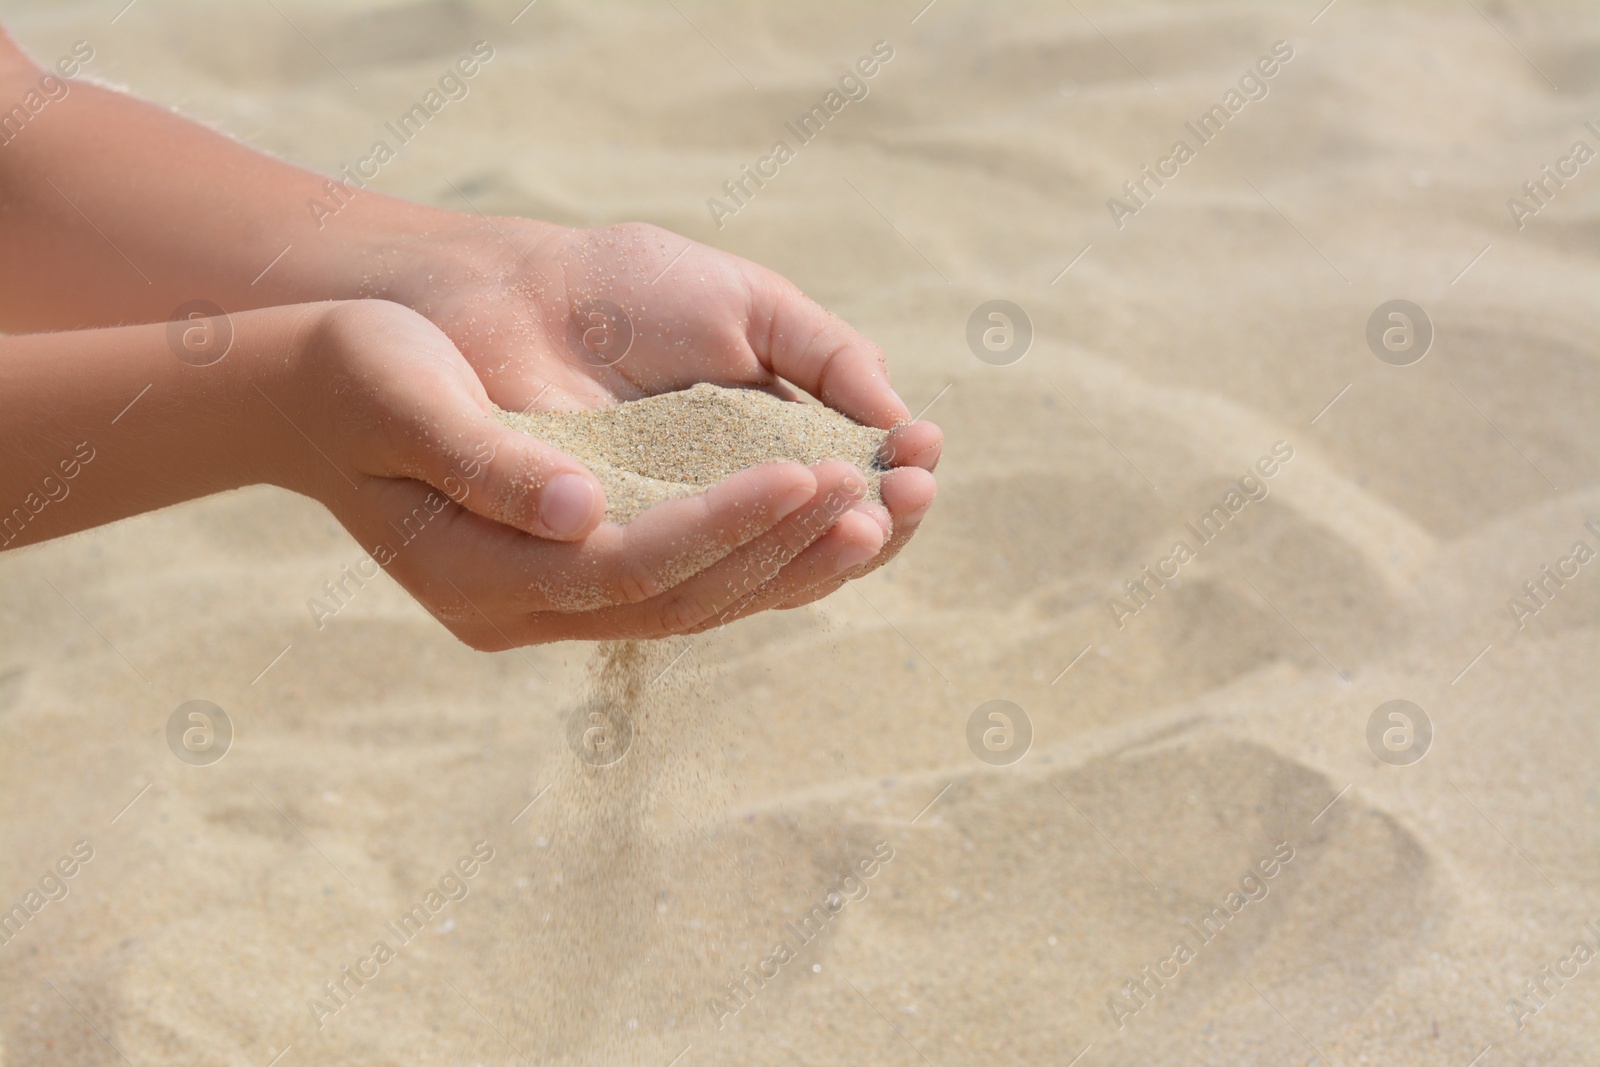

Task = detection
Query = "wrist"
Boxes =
[223,302,343,496]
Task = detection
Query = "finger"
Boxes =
[876,420,943,472]
[576,508,882,641]
[538,462,877,640]
[313,299,608,542]
[381,460,820,616]
[873,465,936,545]
[742,264,910,429]
[394,398,611,542]
[771,466,935,608]
[684,509,886,631]
[532,460,823,611]
[699,464,935,619]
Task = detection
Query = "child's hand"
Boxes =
[0,42,938,630]
[369,219,942,606]
[271,300,884,646]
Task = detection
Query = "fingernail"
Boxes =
[540,473,597,537]
[837,542,877,571]
[775,481,815,519]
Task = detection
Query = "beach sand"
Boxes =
[0,2,1596,1065]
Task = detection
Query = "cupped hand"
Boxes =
[265,299,885,647]
[376,218,941,606]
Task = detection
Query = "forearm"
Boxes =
[0,31,453,332]
[0,305,318,550]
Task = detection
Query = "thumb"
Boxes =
[407,407,608,541]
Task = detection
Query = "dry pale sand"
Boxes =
[495,383,889,521]
[1,2,1597,1066]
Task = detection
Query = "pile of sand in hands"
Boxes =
[495,382,890,523]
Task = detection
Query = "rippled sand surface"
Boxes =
[0,2,1595,1064]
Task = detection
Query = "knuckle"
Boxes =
[693,596,748,634]
[608,556,666,605]
[654,587,716,634]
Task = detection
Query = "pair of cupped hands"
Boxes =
[297,220,940,648]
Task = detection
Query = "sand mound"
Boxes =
[496,384,890,522]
